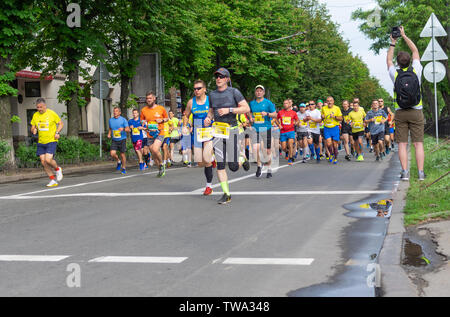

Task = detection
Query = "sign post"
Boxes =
[420,13,447,144]
[92,62,110,157]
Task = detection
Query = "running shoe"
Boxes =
[157,164,165,177]
[333,158,338,165]
[218,193,231,204]
[56,167,63,182]
[356,154,364,162]
[294,151,298,159]
[46,179,58,187]
[418,171,426,181]
[382,152,386,157]
[149,160,154,167]
[302,158,307,163]
[328,155,334,163]
[369,148,374,153]
[243,159,250,171]
[116,161,122,171]
[288,159,293,165]
[139,162,144,171]
[203,187,213,195]
[345,155,351,161]
[400,170,409,181]
[121,168,127,175]
[376,156,380,162]
[256,166,262,178]
[266,169,273,178]
[167,161,172,168]
[316,157,321,163]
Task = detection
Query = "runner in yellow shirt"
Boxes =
[321,96,342,164]
[30,98,64,187]
[347,101,367,161]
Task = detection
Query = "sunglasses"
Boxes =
[215,74,226,79]
[193,87,203,91]
[309,104,315,106]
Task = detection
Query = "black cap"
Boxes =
[214,67,230,77]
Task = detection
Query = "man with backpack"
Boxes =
[387,26,425,181]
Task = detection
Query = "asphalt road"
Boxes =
[0,150,400,297]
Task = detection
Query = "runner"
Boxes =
[180,113,192,167]
[387,106,395,149]
[140,91,169,177]
[184,79,215,195]
[296,103,310,163]
[141,118,151,168]
[321,96,342,164]
[277,99,299,165]
[128,108,145,171]
[340,100,353,161]
[365,99,388,161]
[168,110,180,167]
[305,100,322,163]
[249,85,277,178]
[316,99,326,158]
[108,106,130,175]
[30,98,64,187]
[378,98,392,155]
[204,67,250,204]
[348,100,367,161]
[236,112,251,172]
[162,119,172,167]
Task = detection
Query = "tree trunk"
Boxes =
[0,56,16,167]
[169,86,177,113]
[422,83,435,122]
[179,82,188,111]
[119,75,130,119]
[67,65,80,137]
[441,89,450,117]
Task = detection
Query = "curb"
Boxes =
[379,178,418,296]
[0,161,116,185]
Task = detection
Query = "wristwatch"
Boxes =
[229,108,234,114]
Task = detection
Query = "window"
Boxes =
[25,82,41,97]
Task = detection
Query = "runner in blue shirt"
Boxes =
[108,107,130,174]
[128,109,145,171]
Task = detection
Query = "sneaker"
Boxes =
[333,158,338,165]
[400,170,409,181]
[157,165,165,177]
[218,193,231,204]
[243,159,250,171]
[316,157,321,163]
[266,170,273,178]
[382,152,386,157]
[116,161,122,171]
[369,148,374,153]
[288,159,293,165]
[380,155,383,160]
[56,167,63,182]
[149,160,154,167]
[356,155,364,162]
[187,163,192,168]
[345,155,351,161]
[302,158,307,163]
[418,171,426,181]
[121,168,127,175]
[376,156,380,162]
[386,148,390,155]
[328,155,334,163]
[256,166,262,178]
[46,179,58,187]
[203,187,213,195]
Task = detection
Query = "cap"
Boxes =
[255,85,265,91]
[214,67,230,77]
[317,99,323,103]
[299,103,306,107]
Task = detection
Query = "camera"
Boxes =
[391,26,401,39]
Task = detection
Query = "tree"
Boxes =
[0,0,39,167]
[352,0,450,120]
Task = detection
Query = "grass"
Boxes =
[403,135,450,226]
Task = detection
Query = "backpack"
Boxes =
[394,66,421,109]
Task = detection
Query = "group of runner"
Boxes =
[30,67,396,205]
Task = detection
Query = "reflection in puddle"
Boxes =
[345,199,393,219]
[402,239,429,267]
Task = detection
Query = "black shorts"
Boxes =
[341,125,352,135]
[170,137,180,144]
[371,132,385,145]
[320,128,324,137]
[296,131,309,141]
[142,138,148,147]
[309,132,320,145]
[352,131,365,142]
[364,127,370,134]
[250,129,272,149]
[111,139,127,153]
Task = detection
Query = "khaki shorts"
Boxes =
[394,109,424,143]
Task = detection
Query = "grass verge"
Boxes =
[404,135,450,226]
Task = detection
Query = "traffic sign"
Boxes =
[420,13,447,38]
[422,38,448,62]
[423,61,446,83]
[93,63,110,81]
[92,80,110,99]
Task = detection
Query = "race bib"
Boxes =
[212,122,230,139]
[309,122,317,129]
[148,121,158,131]
[253,112,264,124]
[353,122,363,129]
[196,127,213,142]
[132,128,140,136]
[282,117,291,125]
[301,121,308,126]
[38,122,49,131]
[375,116,383,125]
[113,130,122,138]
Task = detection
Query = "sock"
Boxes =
[308,144,315,156]
[220,181,230,195]
[334,146,338,159]
[55,167,60,171]
[204,166,213,183]
[49,175,55,180]
[303,147,308,158]
[245,146,249,160]
[315,147,321,158]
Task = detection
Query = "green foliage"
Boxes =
[15,142,38,166]
[56,136,101,160]
[0,140,10,167]
[10,115,21,123]
[57,81,88,108]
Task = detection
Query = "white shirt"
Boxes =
[389,59,423,110]
[306,109,321,134]
[296,111,309,133]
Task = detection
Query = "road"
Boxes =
[0,151,400,296]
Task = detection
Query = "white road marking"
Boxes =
[222,257,314,265]
[0,190,392,200]
[88,256,188,264]
[0,255,70,262]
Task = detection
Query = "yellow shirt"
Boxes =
[348,108,367,133]
[30,109,61,144]
[321,106,342,128]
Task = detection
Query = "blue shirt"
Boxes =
[192,96,210,129]
[365,109,387,135]
[249,98,276,132]
[109,116,128,141]
[128,118,143,142]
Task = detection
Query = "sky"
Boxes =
[318,0,394,95]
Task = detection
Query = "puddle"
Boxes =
[344,198,393,219]
[402,239,429,267]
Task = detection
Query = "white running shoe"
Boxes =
[46,179,59,187]
[56,167,63,182]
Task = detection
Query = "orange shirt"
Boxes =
[140,105,168,137]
